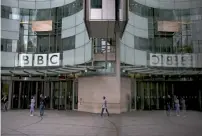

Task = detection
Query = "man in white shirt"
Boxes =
[101,96,109,117]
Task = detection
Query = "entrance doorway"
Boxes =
[11,80,77,110]
[52,81,72,110]
[133,80,202,111]
[12,81,38,109]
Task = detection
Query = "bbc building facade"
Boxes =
[1,0,202,113]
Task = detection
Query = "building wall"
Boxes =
[120,0,202,68]
[1,0,92,67]
[77,76,121,113]
[135,0,202,9]
[1,0,76,9]
[121,77,131,112]
[77,76,132,113]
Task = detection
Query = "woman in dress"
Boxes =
[30,96,35,116]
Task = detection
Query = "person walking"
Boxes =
[165,95,172,116]
[2,95,8,111]
[181,97,186,117]
[39,98,45,116]
[101,96,109,117]
[30,96,35,116]
[174,96,180,116]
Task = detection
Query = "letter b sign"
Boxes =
[34,54,47,66]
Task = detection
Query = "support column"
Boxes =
[147,82,150,110]
[163,82,166,110]
[59,81,62,109]
[72,80,75,110]
[115,31,121,113]
[64,81,67,110]
[156,82,159,109]
[50,82,53,109]
[18,82,22,109]
[134,78,137,110]
[35,82,38,108]
[141,82,144,110]
[172,83,174,95]
[8,81,13,110]
[199,90,201,111]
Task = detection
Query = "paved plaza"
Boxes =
[1,110,202,136]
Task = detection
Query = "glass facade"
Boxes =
[91,0,102,8]
[129,0,202,53]
[1,0,83,53]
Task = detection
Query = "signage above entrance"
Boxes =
[149,53,195,68]
[17,53,60,67]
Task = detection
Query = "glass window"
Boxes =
[62,36,75,50]
[27,36,37,53]
[37,36,50,53]
[91,0,102,8]
[1,6,20,20]
[1,39,18,52]
[134,36,150,51]
[36,9,51,21]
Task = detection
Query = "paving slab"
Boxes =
[1,110,202,136]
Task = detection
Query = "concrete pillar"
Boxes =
[156,82,159,109]
[35,82,38,108]
[18,82,22,109]
[8,81,13,110]
[50,82,53,109]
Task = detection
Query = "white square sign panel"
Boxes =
[19,54,33,67]
[48,53,60,66]
[34,54,47,66]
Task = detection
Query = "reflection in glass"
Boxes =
[1,39,18,52]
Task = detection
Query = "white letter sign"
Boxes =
[48,53,60,66]
[34,54,47,66]
[19,54,33,67]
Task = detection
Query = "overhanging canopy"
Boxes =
[121,66,202,76]
[1,65,105,76]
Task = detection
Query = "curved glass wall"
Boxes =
[1,0,83,53]
[128,0,202,53]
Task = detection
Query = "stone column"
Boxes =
[156,82,159,109]
[8,81,13,109]
[18,82,22,109]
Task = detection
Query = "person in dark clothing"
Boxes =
[165,95,172,116]
[39,98,45,116]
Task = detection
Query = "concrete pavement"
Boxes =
[1,110,202,136]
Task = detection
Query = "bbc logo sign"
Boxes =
[17,53,60,67]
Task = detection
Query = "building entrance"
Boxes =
[11,80,78,110]
[132,80,202,111]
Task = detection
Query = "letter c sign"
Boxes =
[48,53,60,66]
